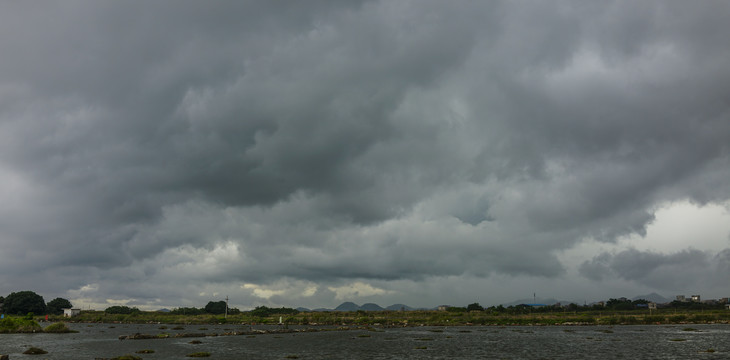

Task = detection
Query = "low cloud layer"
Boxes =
[1,1,729,309]
[580,248,730,292]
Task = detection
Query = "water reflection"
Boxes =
[0,323,727,359]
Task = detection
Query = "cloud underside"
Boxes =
[1,1,729,307]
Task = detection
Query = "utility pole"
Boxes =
[225,296,229,318]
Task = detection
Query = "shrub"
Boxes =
[187,352,211,357]
[23,347,48,355]
[44,322,77,333]
[104,306,140,314]
[0,317,43,333]
[111,355,142,360]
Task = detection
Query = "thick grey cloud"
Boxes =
[1,0,729,309]
[580,248,730,291]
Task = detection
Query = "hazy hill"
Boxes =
[632,293,669,304]
[385,303,413,311]
[360,303,384,311]
[334,302,361,311]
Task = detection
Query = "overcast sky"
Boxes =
[1,1,729,310]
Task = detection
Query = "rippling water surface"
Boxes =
[1,323,728,359]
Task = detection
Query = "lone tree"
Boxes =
[466,302,485,312]
[204,301,227,315]
[4,291,47,315]
[46,298,73,315]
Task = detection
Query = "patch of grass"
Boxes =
[357,334,371,338]
[285,356,299,359]
[415,346,428,349]
[198,327,208,330]
[428,329,444,333]
[23,347,48,355]
[135,349,155,354]
[682,327,698,332]
[189,340,203,344]
[111,355,142,360]
[416,338,434,341]
[0,317,42,333]
[187,352,211,357]
[702,349,716,353]
[44,322,78,333]
[669,338,687,342]
[158,325,168,329]
[173,326,185,330]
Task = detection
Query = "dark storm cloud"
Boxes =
[579,248,730,290]
[1,0,729,307]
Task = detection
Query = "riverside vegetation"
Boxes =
[2,293,729,331]
[0,317,76,333]
[27,306,730,328]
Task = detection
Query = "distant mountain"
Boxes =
[301,302,421,312]
[385,303,413,311]
[334,302,361,311]
[360,303,384,311]
[156,308,171,313]
[633,293,669,304]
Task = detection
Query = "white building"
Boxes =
[63,308,81,317]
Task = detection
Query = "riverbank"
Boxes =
[0,318,75,334]
[34,308,730,327]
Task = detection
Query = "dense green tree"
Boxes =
[104,305,139,314]
[466,302,484,311]
[249,306,298,317]
[204,301,227,314]
[170,307,206,315]
[4,291,47,315]
[446,306,467,312]
[606,298,634,310]
[46,298,73,315]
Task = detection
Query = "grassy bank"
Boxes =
[54,309,730,327]
[0,317,43,333]
[0,318,77,334]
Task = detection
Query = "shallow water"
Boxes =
[1,323,728,359]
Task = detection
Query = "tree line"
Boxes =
[0,291,72,316]
[0,291,297,317]
[446,298,727,314]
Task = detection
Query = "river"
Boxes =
[1,323,727,359]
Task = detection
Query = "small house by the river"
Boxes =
[63,308,81,317]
